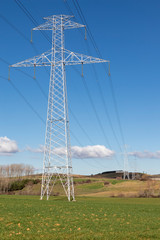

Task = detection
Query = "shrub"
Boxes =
[9,180,27,191]
[104,181,110,186]
[33,179,41,184]
[8,179,40,191]
[140,174,150,181]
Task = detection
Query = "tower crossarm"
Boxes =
[32,15,85,31]
[63,49,109,65]
[10,49,108,68]
[10,50,52,67]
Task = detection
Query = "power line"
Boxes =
[1,4,119,172]
[71,0,126,146]
[63,0,75,16]
[66,0,123,167]
[0,13,30,43]
[1,58,102,169]
[72,0,102,58]
[108,75,126,145]
[71,66,112,149]
[0,56,96,153]
[14,0,51,44]
[3,86,110,172]
[63,1,123,153]
[92,66,123,152]
[0,9,110,172]
[12,0,51,76]
[13,0,116,151]
[69,129,101,170]
[0,57,48,102]
[0,75,84,154]
[69,107,94,145]
[71,66,121,168]
[63,1,122,166]
[0,57,33,79]
[0,76,99,171]
[9,0,123,154]
[11,1,110,170]
[0,10,50,80]
[0,75,45,124]
[0,13,39,55]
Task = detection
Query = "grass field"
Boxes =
[0,195,160,239]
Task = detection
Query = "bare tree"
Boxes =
[0,164,35,178]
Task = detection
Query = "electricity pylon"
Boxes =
[10,15,108,201]
[123,145,130,179]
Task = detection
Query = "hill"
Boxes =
[1,174,160,198]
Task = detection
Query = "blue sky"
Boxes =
[0,0,160,175]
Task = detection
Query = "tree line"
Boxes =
[0,164,35,178]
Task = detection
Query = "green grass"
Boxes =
[77,182,104,190]
[0,195,160,239]
[107,179,125,185]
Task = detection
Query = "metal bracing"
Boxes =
[11,49,108,67]
[11,15,108,201]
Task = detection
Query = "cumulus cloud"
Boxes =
[71,145,114,159]
[0,136,19,156]
[26,145,114,159]
[129,151,160,159]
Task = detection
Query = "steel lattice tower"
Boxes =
[11,15,108,201]
[123,145,130,180]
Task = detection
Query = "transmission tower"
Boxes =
[123,145,130,179]
[10,15,108,201]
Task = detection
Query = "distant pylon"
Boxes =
[10,15,109,201]
[123,145,130,179]
[132,155,137,180]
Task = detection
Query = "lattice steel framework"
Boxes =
[11,15,108,201]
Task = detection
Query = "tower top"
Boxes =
[43,15,74,20]
[33,14,85,31]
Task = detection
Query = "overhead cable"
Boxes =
[72,0,126,146]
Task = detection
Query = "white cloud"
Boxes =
[129,151,160,159]
[71,145,114,159]
[25,145,45,153]
[0,136,19,156]
[26,144,114,159]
